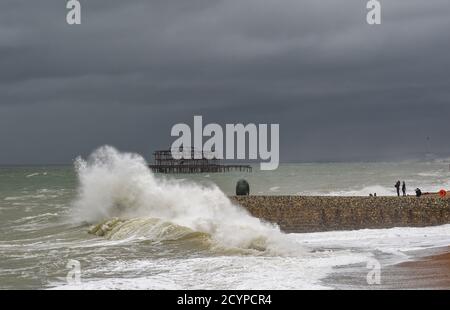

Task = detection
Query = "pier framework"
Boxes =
[148,148,252,173]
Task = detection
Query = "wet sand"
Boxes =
[321,246,450,289]
[388,247,450,289]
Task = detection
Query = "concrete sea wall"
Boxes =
[232,196,450,233]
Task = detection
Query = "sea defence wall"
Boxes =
[231,196,450,233]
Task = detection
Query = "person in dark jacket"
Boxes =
[395,181,401,197]
[402,181,407,196]
[415,188,422,197]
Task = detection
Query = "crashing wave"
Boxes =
[73,146,300,254]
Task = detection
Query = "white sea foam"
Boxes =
[4,196,24,201]
[12,213,58,224]
[417,171,443,177]
[26,173,40,178]
[51,251,371,290]
[323,185,394,197]
[50,224,450,290]
[291,225,450,256]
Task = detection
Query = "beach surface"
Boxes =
[389,247,450,289]
[321,246,450,290]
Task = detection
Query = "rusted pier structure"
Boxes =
[149,148,252,173]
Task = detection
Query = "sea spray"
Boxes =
[72,146,298,253]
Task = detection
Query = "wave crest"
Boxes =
[88,217,208,242]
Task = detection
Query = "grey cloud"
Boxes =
[0,0,449,164]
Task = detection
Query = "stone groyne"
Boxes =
[232,196,450,233]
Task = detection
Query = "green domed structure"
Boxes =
[236,179,250,196]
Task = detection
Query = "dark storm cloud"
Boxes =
[0,0,449,164]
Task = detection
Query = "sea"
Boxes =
[1,146,450,289]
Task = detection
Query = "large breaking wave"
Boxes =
[71,146,297,254]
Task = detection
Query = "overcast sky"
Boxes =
[0,0,449,164]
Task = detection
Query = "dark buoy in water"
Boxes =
[236,179,250,196]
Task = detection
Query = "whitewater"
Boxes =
[72,146,294,254]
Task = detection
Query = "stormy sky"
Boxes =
[0,0,449,164]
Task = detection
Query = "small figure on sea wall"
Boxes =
[395,181,401,197]
[402,181,407,197]
[415,188,422,197]
[236,179,250,196]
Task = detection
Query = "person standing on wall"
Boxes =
[395,181,401,197]
[402,181,407,197]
